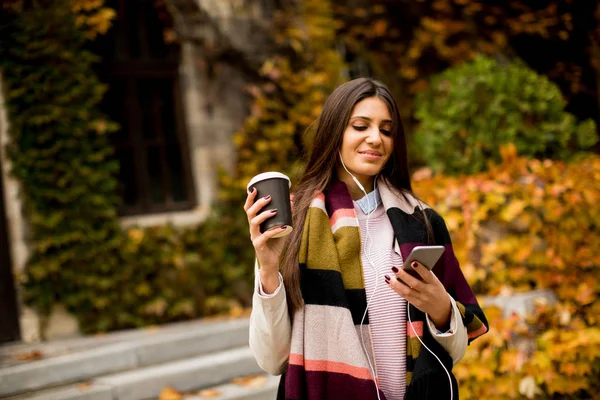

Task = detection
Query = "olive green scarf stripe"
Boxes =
[332,226,364,290]
[406,336,422,362]
[455,301,486,336]
[405,371,413,387]
[299,206,340,271]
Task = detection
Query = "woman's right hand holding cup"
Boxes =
[244,187,288,294]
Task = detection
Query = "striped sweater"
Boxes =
[277,178,489,400]
[354,200,407,399]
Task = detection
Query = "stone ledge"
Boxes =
[96,346,261,400]
[0,343,137,397]
[185,374,280,400]
[0,318,250,397]
[480,289,557,318]
[0,318,249,361]
[4,382,113,400]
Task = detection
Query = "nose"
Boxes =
[365,127,382,145]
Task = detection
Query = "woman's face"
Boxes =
[337,97,394,193]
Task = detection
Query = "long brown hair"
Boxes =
[280,77,429,316]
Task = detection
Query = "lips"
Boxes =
[359,150,382,157]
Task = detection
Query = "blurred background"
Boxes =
[0,0,599,399]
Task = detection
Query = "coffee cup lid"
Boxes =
[247,172,291,193]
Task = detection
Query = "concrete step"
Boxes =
[4,346,266,400]
[3,382,113,400]
[96,346,263,400]
[186,374,280,400]
[480,289,557,318]
[0,317,251,367]
[3,374,280,400]
[0,318,250,397]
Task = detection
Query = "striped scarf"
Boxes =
[278,179,488,400]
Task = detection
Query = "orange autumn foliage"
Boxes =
[414,144,600,298]
[2,0,116,39]
[221,0,345,199]
[70,0,115,39]
[414,145,600,398]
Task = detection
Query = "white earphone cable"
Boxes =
[339,153,452,400]
[339,152,381,400]
[408,302,453,400]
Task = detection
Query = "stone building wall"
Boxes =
[0,0,274,342]
[122,0,273,228]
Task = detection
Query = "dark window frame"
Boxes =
[94,0,196,216]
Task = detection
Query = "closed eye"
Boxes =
[353,125,391,136]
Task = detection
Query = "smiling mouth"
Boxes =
[359,151,382,157]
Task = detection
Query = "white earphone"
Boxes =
[339,151,382,400]
[339,151,367,193]
[338,151,453,400]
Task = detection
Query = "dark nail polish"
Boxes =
[270,208,278,213]
[384,277,390,284]
[264,195,271,200]
[384,275,390,281]
[280,225,288,230]
[412,261,418,268]
[391,266,399,273]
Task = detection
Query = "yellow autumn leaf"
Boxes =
[127,228,144,244]
[499,200,526,222]
[444,210,462,231]
[231,374,268,388]
[197,388,222,397]
[77,382,93,391]
[571,282,593,305]
[372,19,387,37]
[71,0,103,12]
[158,387,182,400]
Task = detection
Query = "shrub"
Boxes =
[0,0,122,322]
[414,55,598,175]
[455,304,600,400]
[414,145,600,398]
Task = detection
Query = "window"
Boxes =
[92,0,195,215]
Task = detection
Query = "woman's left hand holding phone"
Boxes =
[244,188,290,294]
[385,261,452,331]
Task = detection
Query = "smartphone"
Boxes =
[402,245,445,280]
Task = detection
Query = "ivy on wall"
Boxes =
[0,0,123,330]
[0,0,346,333]
[0,0,257,333]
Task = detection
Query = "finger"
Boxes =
[393,267,425,292]
[252,225,289,249]
[244,187,258,212]
[407,261,434,283]
[250,209,278,236]
[246,194,272,220]
[384,273,421,304]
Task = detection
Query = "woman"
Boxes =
[244,78,488,400]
